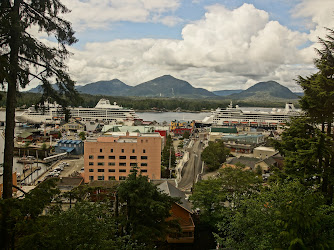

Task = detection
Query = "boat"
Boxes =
[202,102,301,126]
[16,99,139,124]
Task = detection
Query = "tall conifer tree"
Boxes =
[0,0,78,198]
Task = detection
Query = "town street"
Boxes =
[178,132,206,191]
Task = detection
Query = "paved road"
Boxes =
[178,133,206,191]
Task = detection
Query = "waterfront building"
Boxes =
[55,140,84,155]
[60,119,85,133]
[84,132,161,182]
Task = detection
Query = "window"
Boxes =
[98,169,105,172]
[119,163,126,166]
[89,176,94,181]
[119,176,126,180]
[89,169,94,172]
[119,156,126,159]
[109,156,115,159]
[110,149,113,153]
[98,156,104,159]
[130,163,137,167]
[119,169,126,172]
[132,149,135,153]
[100,149,102,152]
[97,162,104,166]
[89,155,94,159]
[121,149,124,153]
[130,156,137,160]
[89,162,94,166]
[98,176,104,180]
[141,163,147,167]
[108,162,115,166]
[109,176,115,180]
[141,169,147,173]
[108,169,115,172]
[143,149,146,153]
[141,156,148,160]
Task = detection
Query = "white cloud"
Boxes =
[294,0,334,42]
[61,0,182,30]
[25,2,332,92]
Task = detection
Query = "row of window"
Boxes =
[89,162,148,167]
[89,171,148,181]
[90,169,148,173]
[89,155,148,160]
[95,149,147,153]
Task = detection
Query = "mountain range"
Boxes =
[28,75,300,100]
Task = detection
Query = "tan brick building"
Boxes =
[84,132,161,182]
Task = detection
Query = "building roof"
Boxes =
[18,131,33,138]
[263,157,277,166]
[58,140,82,144]
[88,180,119,188]
[228,156,260,170]
[59,147,75,152]
[211,127,238,133]
[57,177,84,188]
[102,125,155,133]
[157,181,192,213]
[254,146,276,152]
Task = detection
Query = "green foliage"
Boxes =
[182,130,190,139]
[161,135,176,169]
[40,143,47,150]
[190,165,261,228]
[273,116,329,186]
[0,179,60,248]
[1,0,80,199]
[0,90,300,110]
[201,140,230,172]
[17,202,141,250]
[78,131,86,140]
[117,169,179,246]
[255,165,262,176]
[218,181,334,249]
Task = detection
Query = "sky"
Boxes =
[28,0,334,92]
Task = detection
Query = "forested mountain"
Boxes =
[227,81,298,100]
[27,78,299,101]
[76,79,131,96]
[127,75,216,98]
[213,90,243,96]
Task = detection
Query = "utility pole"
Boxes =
[168,146,171,178]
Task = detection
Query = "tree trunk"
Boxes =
[3,0,20,199]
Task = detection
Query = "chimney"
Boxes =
[126,131,129,137]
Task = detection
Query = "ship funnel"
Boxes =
[285,103,295,111]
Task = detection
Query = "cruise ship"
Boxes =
[202,102,300,127]
[16,99,139,124]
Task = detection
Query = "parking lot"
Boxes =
[35,157,84,184]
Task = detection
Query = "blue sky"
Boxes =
[30,0,334,91]
[74,0,308,46]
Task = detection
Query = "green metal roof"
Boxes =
[211,127,238,133]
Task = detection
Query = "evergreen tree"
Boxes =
[0,0,79,198]
[201,140,230,172]
[117,168,179,246]
[161,135,176,169]
[295,28,334,203]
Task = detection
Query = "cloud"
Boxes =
[293,0,334,42]
[61,0,182,30]
[25,2,331,92]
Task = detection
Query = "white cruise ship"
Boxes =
[16,99,139,124]
[202,102,300,127]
